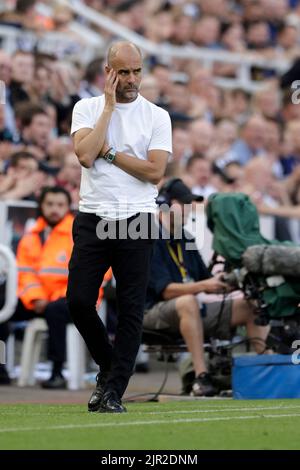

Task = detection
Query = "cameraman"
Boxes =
[144,178,270,396]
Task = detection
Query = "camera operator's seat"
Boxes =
[142,328,188,357]
[138,328,189,400]
[140,328,221,400]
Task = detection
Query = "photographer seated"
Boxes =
[144,178,270,397]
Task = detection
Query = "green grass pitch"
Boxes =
[1,399,300,450]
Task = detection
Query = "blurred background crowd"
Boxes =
[0,0,300,240]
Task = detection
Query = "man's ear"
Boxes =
[104,65,111,74]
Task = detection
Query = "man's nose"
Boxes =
[127,72,136,84]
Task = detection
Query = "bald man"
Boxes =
[67,41,172,412]
[225,115,268,166]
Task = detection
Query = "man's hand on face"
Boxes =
[104,69,119,112]
[32,299,49,314]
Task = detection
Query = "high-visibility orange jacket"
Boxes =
[17,213,75,310]
[17,213,112,310]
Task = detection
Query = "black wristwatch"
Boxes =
[103,147,117,163]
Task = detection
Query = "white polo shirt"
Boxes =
[71,94,172,220]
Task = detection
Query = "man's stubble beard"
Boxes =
[116,87,139,103]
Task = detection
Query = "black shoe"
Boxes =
[88,372,109,412]
[99,390,127,413]
[190,372,217,397]
[0,365,11,385]
[41,374,67,390]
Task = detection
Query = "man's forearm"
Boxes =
[75,108,113,167]
[259,204,300,219]
[163,278,222,300]
[113,151,162,185]
[163,281,206,300]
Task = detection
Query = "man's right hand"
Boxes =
[104,69,119,111]
[32,299,49,314]
[197,276,229,294]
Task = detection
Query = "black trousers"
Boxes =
[66,212,154,398]
[44,298,72,364]
[0,298,71,364]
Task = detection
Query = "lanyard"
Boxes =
[167,241,189,281]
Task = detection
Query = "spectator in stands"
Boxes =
[0,103,13,143]
[185,155,217,199]
[223,115,268,165]
[276,23,299,59]
[10,51,34,108]
[192,16,221,48]
[0,50,14,134]
[199,0,230,18]
[139,74,160,104]
[189,120,215,156]
[207,119,239,165]
[0,0,38,30]
[28,63,52,104]
[18,103,52,153]
[0,150,45,201]
[114,0,146,35]
[188,66,219,119]
[256,161,300,225]
[264,119,284,178]
[0,50,12,87]
[223,161,247,192]
[49,62,81,135]
[56,152,82,205]
[280,120,300,175]
[172,126,193,165]
[221,23,246,52]
[150,63,172,106]
[52,5,74,33]
[144,178,270,396]
[244,156,277,203]
[0,104,15,172]
[167,80,193,118]
[253,85,282,120]
[229,89,251,125]
[189,66,213,100]
[46,137,73,171]
[246,21,272,51]
[144,7,174,43]
[171,13,194,46]
[79,58,104,99]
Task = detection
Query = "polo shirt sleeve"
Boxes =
[148,107,172,154]
[148,242,174,298]
[70,98,95,135]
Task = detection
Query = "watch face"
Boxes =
[106,151,115,163]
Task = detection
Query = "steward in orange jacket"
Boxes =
[17,216,111,310]
[17,213,74,310]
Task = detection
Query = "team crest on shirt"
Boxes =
[57,251,67,263]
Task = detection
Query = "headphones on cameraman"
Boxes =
[156,178,183,208]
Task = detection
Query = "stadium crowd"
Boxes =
[0,0,300,392]
[0,0,300,233]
